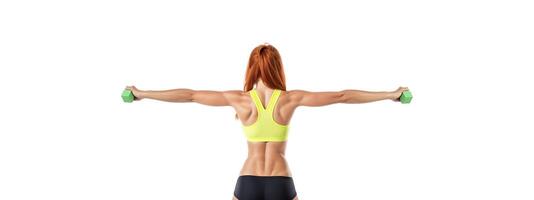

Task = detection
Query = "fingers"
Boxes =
[125,85,136,90]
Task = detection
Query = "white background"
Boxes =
[1,0,533,199]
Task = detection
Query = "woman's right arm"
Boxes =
[290,87,409,107]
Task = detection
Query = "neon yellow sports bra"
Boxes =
[242,88,290,142]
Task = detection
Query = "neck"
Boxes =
[255,80,270,91]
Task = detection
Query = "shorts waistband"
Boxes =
[239,175,293,179]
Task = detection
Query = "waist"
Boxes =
[240,155,292,177]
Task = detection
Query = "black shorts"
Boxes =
[233,175,297,200]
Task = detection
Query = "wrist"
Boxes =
[387,91,397,100]
[136,90,147,99]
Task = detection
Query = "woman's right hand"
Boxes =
[125,85,144,101]
[391,86,409,102]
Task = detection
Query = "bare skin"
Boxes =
[125,80,408,200]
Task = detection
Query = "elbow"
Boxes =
[338,90,348,104]
[183,89,195,102]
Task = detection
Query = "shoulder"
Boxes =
[217,90,248,106]
[281,90,309,105]
[285,89,308,99]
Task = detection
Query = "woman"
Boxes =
[125,43,409,200]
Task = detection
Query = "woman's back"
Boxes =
[236,83,298,176]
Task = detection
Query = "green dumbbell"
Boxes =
[400,90,413,104]
[122,89,134,103]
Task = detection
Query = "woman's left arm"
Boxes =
[125,86,242,106]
